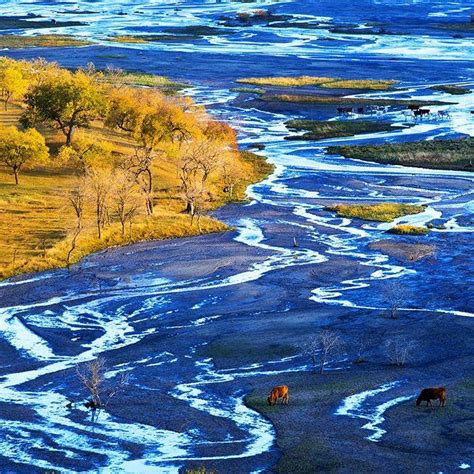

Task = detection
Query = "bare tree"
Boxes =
[112,169,139,237]
[76,358,129,411]
[178,140,223,217]
[302,329,343,374]
[66,183,85,268]
[354,333,369,364]
[383,280,407,319]
[86,168,111,239]
[385,337,415,367]
[125,146,158,215]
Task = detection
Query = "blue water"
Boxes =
[0,0,473,472]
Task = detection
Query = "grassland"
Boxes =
[0,91,273,280]
[387,225,429,235]
[0,16,84,30]
[0,35,91,49]
[326,203,425,222]
[262,94,449,107]
[285,119,402,140]
[328,138,474,171]
[230,87,266,95]
[236,76,398,90]
[433,22,474,32]
[430,84,471,95]
[100,71,188,92]
[110,35,199,43]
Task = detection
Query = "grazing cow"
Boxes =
[267,385,289,406]
[438,110,451,119]
[416,387,447,407]
[337,107,353,116]
[414,109,430,120]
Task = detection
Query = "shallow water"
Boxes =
[0,0,473,471]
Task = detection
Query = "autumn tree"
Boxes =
[105,88,144,134]
[178,139,223,217]
[58,132,114,173]
[0,60,29,110]
[21,70,107,145]
[0,126,49,184]
[220,153,245,199]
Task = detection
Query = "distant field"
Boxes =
[285,119,402,140]
[237,76,398,90]
[328,138,474,171]
[326,203,425,222]
[262,94,450,107]
[0,35,91,49]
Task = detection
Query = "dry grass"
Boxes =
[237,76,334,87]
[387,225,429,235]
[237,76,397,90]
[0,105,273,279]
[327,203,425,222]
[0,35,91,49]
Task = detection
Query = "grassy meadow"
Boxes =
[285,119,401,140]
[328,138,474,171]
[0,60,274,279]
[326,203,425,222]
[237,76,398,90]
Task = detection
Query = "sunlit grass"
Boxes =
[0,35,91,49]
[387,224,429,235]
[327,203,425,222]
[237,76,397,90]
[0,104,273,279]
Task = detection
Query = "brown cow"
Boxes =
[267,385,289,406]
[416,387,446,407]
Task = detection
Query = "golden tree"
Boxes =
[0,126,49,184]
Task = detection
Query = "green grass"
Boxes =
[328,138,474,171]
[101,71,188,92]
[320,79,397,90]
[0,35,91,49]
[430,84,471,95]
[236,76,397,90]
[110,34,199,43]
[237,76,335,87]
[262,94,450,107]
[230,87,266,95]
[387,225,429,235]
[327,203,425,222]
[0,17,83,30]
[285,119,402,140]
[433,22,474,32]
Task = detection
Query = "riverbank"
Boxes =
[0,59,274,280]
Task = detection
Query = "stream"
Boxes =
[0,0,473,471]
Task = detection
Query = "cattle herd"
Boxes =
[336,104,452,121]
[267,386,447,407]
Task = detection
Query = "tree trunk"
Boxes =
[13,166,19,185]
[65,126,75,146]
[185,200,195,215]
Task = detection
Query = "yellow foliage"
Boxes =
[0,58,275,280]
